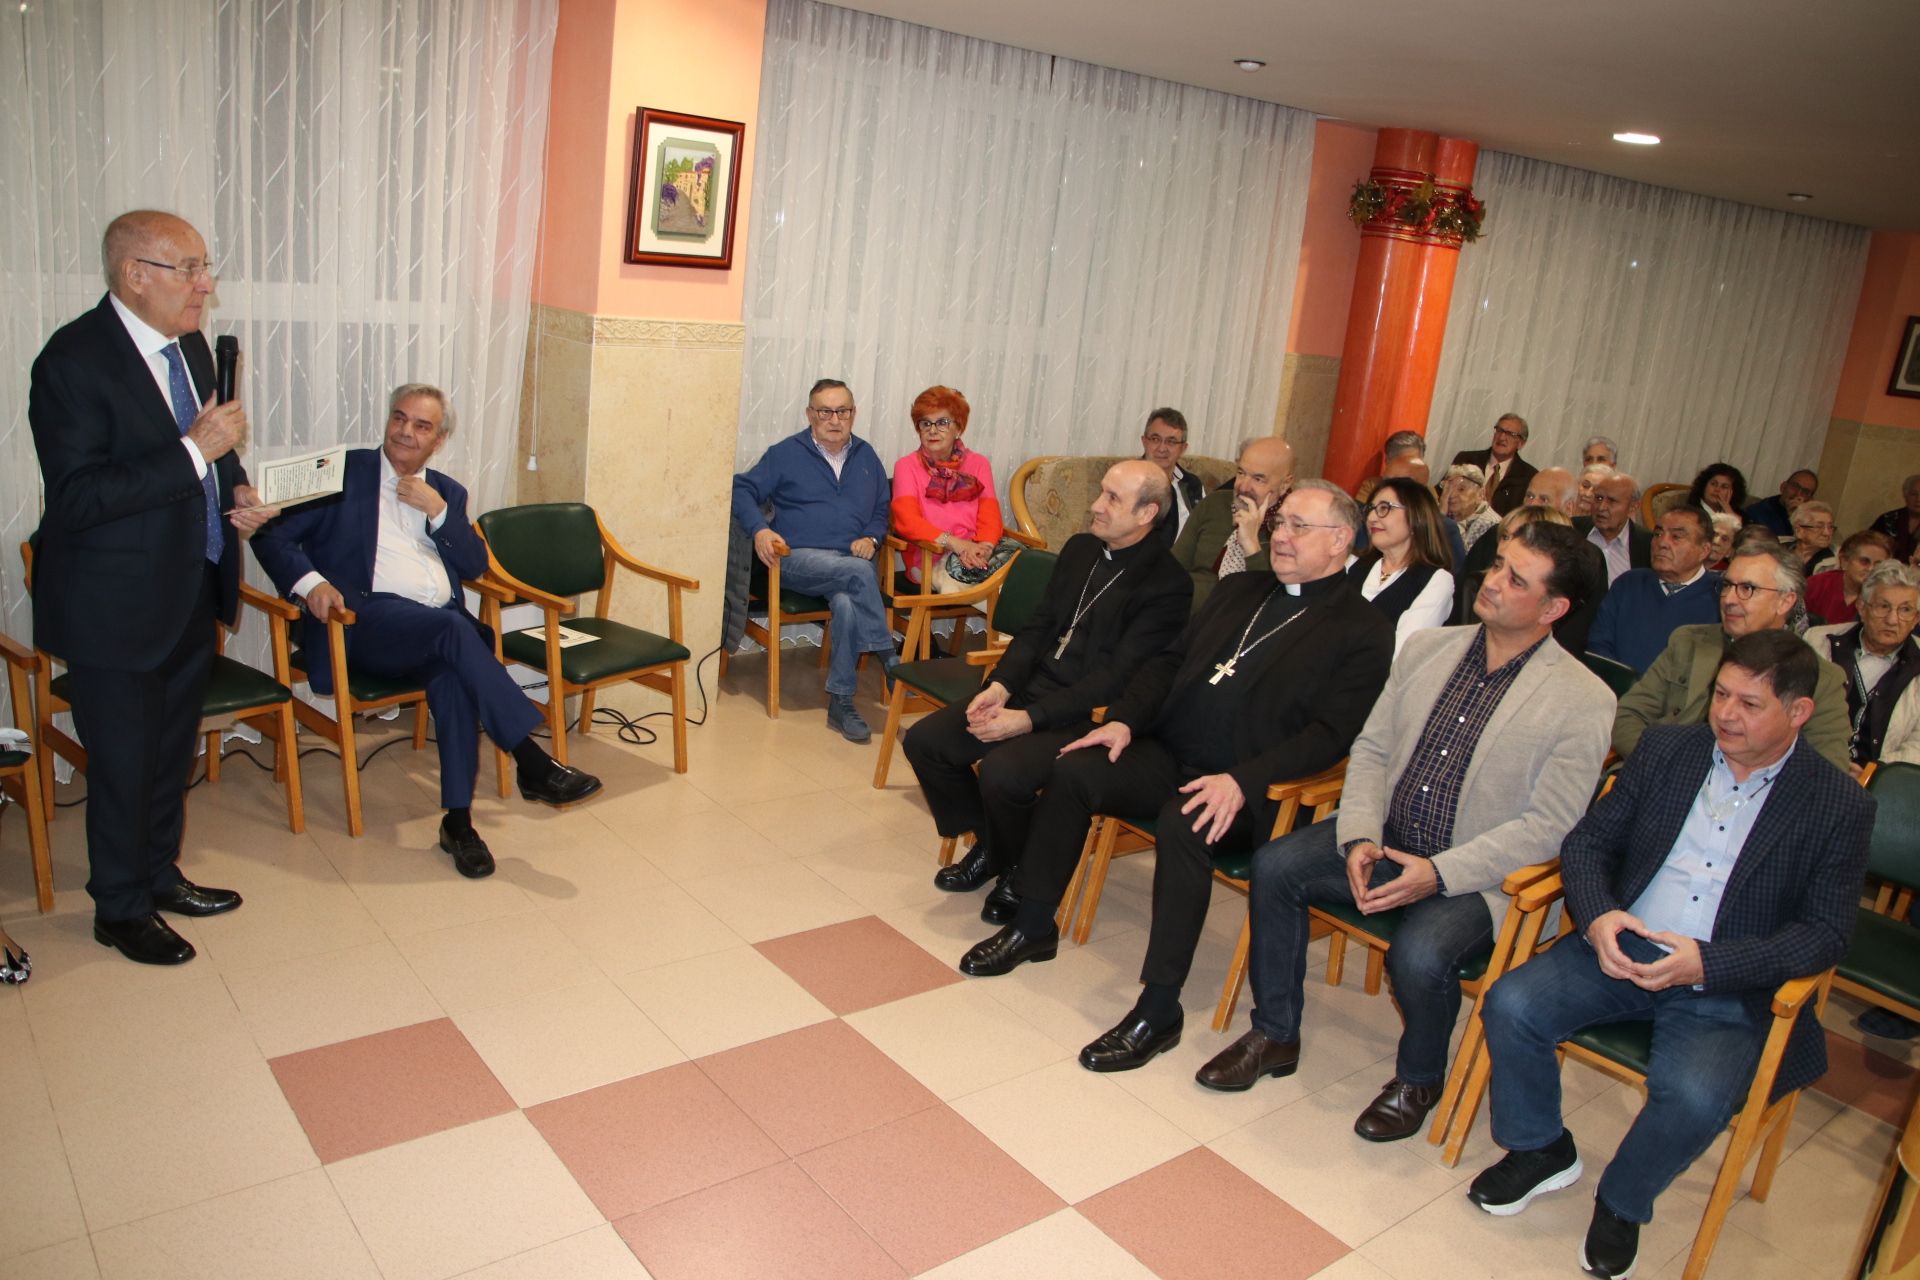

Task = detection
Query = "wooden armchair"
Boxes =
[720,542,836,720]
[0,633,53,912]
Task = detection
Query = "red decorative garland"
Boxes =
[1349,174,1485,245]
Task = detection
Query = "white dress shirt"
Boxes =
[292,451,450,606]
[1630,741,1793,945]
[1359,562,1458,657]
[1587,523,1633,585]
[108,293,208,479]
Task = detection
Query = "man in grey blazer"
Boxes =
[1196,521,1615,1144]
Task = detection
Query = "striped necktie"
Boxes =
[161,342,224,564]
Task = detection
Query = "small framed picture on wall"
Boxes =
[1891,316,1920,399]
[623,107,745,269]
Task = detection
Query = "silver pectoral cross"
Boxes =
[1209,657,1237,684]
[1054,629,1073,660]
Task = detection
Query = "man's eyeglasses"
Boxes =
[1365,501,1407,518]
[1782,481,1815,499]
[1277,517,1345,536]
[1865,600,1920,621]
[809,405,854,420]
[137,257,216,280]
[1142,433,1185,448]
[1491,425,1527,442]
[915,417,957,431]
[1717,580,1787,602]
[1796,521,1835,533]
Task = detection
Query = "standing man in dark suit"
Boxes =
[29,210,277,966]
[1451,413,1538,515]
[1572,471,1652,586]
[1468,630,1874,1279]
[252,384,601,878]
[958,480,1395,1073]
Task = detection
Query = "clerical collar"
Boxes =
[1282,570,1347,600]
[1100,535,1159,567]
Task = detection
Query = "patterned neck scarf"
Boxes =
[923,441,982,503]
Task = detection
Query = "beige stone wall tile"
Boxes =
[516,304,594,505]
[1274,353,1341,478]
[1823,417,1920,536]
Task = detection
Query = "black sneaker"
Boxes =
[1580,1197,1640,1278]
[1467,1129,1582,1216]
[827,694,871,743]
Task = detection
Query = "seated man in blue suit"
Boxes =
[253,384,601,877]
[1467,629,1874,1279]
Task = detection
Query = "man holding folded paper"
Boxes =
[252,383,602,877]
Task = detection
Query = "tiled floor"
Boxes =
[0,655,1911,1278]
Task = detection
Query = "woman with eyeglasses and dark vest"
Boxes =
[1350,476,1455,656]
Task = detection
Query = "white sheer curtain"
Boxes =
[739,0,1315,483]
[1428,150,1869,491]
[0,0,556,667]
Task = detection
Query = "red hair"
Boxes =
[910,385,970,433]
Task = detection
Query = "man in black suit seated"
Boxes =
[957,480,1395,1073]
[1451,413,1538,515]
[252,384,602,879]
[1573,471,1651,586]
[1468,630,1874,1279]
[909,460,1192,917]
[1138,409,1204,548]
[28,210,278,966]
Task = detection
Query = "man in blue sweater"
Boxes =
[732,379,897,741]
[1586,504,1721,672]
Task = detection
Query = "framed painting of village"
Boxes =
[623,108,745,268]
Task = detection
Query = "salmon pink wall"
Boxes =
[1286,120,1376,357]
[534,0,767,322]
[1833,230,1920,430]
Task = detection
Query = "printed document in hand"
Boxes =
[518,625,600,648]
[257,445,349,508]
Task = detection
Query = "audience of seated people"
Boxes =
[888,385,1004,587]
[1584,502,1721,672]
[1138,408,1204,547]
[1451,413,1537,515]
[1744,467,1819,537]
[1441,462,1499,553]
[1688,462,1749,518]
[1787,499,1837,577]
[1806,530,1894,625]
[1352,475,1456,656]
[1574,470,1650,586]
[1169,435,1295,611]
[1872,473,1920,564]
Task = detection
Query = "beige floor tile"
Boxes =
[1725,1105,1897,1270]
[0,1060,87,1260]
[844,981,1072,1101]
[969,927,1151,1055]
[602,806,789,885]
[542,883,740,975]
[453,977,685,1107]
[580,768,720,833]
[8,911,221,1018]
[827,782,937,838]
[221,938,446,1058]
[27,979,261,1110]
[677,861,865,943]
[453,1224,654,1279]
[729,789,892,857]
[396,910,600,1015]
[797,836,951,915]
[951,1059,1198,1203]
[185,852,389,974]
[1306,1255,1396,1280]
[320,824,538,939]
[58,1058,318,1230]
[328,1112,603,1280]
[681,750,820,809]
[875,894,1019,964]
[89,1168,379,1280]
[2,1237,101,1280]
[489,826,671,906]
[1105,1006,1320,1146]
[1209,1070,1464,1247]
[1644,1217,1850,1280]
[915,1207,1157,1279]
[614,945,832,1059]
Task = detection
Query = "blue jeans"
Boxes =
[1481,932,1768,1223]
[777,547,897,697]
[1247,819,1494,1087]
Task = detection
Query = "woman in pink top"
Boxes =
[891,386,1002,584]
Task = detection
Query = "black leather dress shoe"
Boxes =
[152,880,243,917]
[979,874,1019,925]
[438,819,497,879]
[958,925,1058,977]
[1194,1028,1301,1091]
[518,763,604,806]
[1080,1011,1183,1072]
[1353,1077,1444,1142]
[94,913,195,966]
[933,842,1002,893]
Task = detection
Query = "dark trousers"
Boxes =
[900,700,1088,862]
[345,595,544,808]
[1247,819,1495,1086]
[1482,931,1768,1223]
[1013,736,1265,989]
[65,564,217,922]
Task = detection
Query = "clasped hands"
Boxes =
[965,682,1032,743]
[1585,909,1704,991]
[1055,721,1245,844]
[1344,841,1440,914]
[751,529,878,567]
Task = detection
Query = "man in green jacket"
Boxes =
[1170,435,1294,611]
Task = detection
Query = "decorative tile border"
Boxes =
[529,303,745,351]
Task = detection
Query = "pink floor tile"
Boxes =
[1816,1028,1919,1126]
[526,1061,785,1218]
[796,1105,1061,1274]
[268,1017,515,1163]
[1078,1147,1350,1280]
[615,1161,905,1280]
[755,916,962,1015]
[697,1019,942,1155]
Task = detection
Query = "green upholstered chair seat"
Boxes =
[776,588,832,616]
[287,648,424,703]
[501,618,690,685]
[1314,899,1402,945]
[55,658,291,718]
[893,657,984,706]
[0,748,28,770]
[1569,1019,1653,1076]
[1839,908,1920,1009]
[1211,846,1254,882]
[1581,652,1642,698]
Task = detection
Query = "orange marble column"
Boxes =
[1323,129,1480,491]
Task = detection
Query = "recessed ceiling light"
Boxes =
[1233,58,1266,72]
[1787,192,1813,202]
[1612,132,1661,145]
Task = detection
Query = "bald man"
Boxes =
[29,210,277,966]
[1171,436,1295,611]
[1575,472,1653,585]
[1525,467,1580,517]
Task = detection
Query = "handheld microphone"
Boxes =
[215,335,239,404]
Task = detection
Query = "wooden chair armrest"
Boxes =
[481,554,577,615]
[331,606,358,627]
[239,582,303,621]
[1266,760,1349,804]
[965,646,1007,667]
[1770,971,1828,1018]
[465,576,515,605]
[1513,871,1566,913]
[0,632,41,671]
[1858,762,1877,787]
[598,516,699,589]
[1500,859,1560,895]
[1002,529,1045,549]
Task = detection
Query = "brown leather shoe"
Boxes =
[1353,1077,1443,1142]
[1194,1029,1300,1092]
